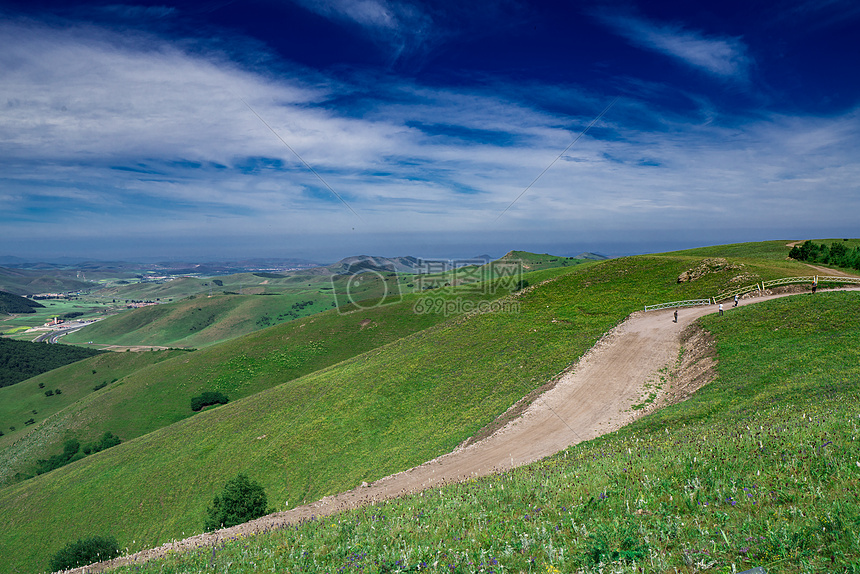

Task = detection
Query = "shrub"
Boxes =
[45,390,54,396]
[92,431,121,452]
[190,391,229,411]
[49,535,121,571]
[204,474,269,531]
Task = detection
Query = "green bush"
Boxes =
[49,535,121,571]
[204,473,269,531]
[190,390,229,411]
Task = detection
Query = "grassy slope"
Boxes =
[111,290,860,574]
[674,238,860,263]
[69,256,589,349]
[499,250,584,271]
[0,268,93,297]
[63,293,335,348]
[0,350,185,472]
[0,266,572,485]
[87,271,333,302]
[0,247,811,573]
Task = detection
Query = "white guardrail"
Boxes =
[645,274,860,311]
[644,299,712,312]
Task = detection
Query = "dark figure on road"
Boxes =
[734,295,739,307]
[719,303,724,316]
[673,309,678,323]
[812,280,817,294]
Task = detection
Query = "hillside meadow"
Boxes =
[110,289,860,574]
[0,242,844,573]
[0,265,575,485]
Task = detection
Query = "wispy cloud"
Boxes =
[595,10,751,80]
[290,0,434,63]
[0,16,857,260]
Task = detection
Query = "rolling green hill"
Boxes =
[111,289,860,574]
[63,292,335,349]
[0,267,94,296]
[65,254,585,349]
[85,271,330,302]
[0,244,816,574]
[0,265,567,486]
[498,250,587,271]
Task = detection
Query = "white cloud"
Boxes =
[0,18,857,259]
[595,11,751,80]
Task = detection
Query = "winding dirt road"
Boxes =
[69,281,860,573]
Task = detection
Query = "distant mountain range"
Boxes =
[0,257,321,273]
[0,251,609,295]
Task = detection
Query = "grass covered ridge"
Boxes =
[110,290,860,574]
[0,244,835,573]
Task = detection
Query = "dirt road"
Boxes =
[69,284,860,573]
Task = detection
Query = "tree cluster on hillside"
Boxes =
[789,240,860,270]
[0,338,104,388]
[34,432,122,476]
[0,290,45,314]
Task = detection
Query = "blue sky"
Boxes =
[1,0,858,261]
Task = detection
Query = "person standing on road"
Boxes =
[734,294,739,307]
[719,303,724,316]
[673,309,678,323]
[812,279,817,294]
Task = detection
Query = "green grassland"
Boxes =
[107,290,860,574]
[0,244,818,574]
[0,350,185,471]
[0,267,570,486]
[63,292,335,349]
[673,238,860,264]
[84,271,331,303]
[63,257,586,349]
[499,250,588,271]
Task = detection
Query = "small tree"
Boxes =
[204,473,269,531]
[49,535,120,570]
